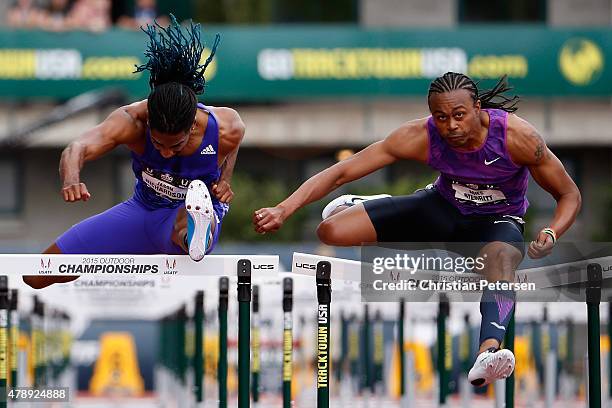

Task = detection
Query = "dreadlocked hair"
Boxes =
[135,15,221,134]
[427,72,520,113]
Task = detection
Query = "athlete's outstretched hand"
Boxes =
[61,182,91,202]
[527,229,555,259]
[253,206,286,234]
[212,180,234,203]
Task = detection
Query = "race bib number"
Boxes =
[142,170,190,201]
[451,182,507,205]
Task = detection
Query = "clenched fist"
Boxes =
[253,206,286,234]
[527,228,555,259]
[61,182,91,202]
[212,180,234,203]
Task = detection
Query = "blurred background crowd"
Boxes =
[3,0,163,32]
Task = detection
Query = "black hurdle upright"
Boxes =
[0,276,7,408]
[398,299,406,404]
[237,260,252,408]
[218,277,229,408]
[586,263,602,408]
[193,291,204,404]
[437,293,450,406]
[316,261,331,408]
[251,285,260,403]
[282,277,293,408]
[9,290,17,395]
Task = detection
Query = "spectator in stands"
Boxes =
[7,0,46,28]
[40,0,72,31]
[67,0,111,31]
[117,0,167,29]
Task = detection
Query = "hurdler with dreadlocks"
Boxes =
[253,72,581,386]
[24,18,245,289]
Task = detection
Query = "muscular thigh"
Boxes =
[56,199,178,254]
[456,215,526,256]
[362,188,459,243]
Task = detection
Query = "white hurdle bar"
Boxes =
[0,254,279,277]
[292,251,612,290]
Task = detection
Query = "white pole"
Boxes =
[494,379,505,408]
[545,351,557,408]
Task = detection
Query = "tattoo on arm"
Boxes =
[532,131,547,162]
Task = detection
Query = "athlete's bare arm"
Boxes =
[253,118,430,233]
[506,114,581,258]
[211,107,246,203]
[59,101,146,202]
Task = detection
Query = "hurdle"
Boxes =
[237,259,252,408]
[437,294,450,407]
[0,252,605,405]
[459,313,472,407]
[316,261,331,408]
[348,313,359,393]
[9,290,18,394]
[193,290,204,404]
[218,276,229,408]
[373,309,384,394]
[282,277,293,408]
[363,303,372,394]
[0,277,7,408]
[0,276,74,405]
[398,299,407,407]
[586,263,602,408]
[251,285,260,403]
[292,250,611,408]
[0,254,278,406]
[609,301,612,405]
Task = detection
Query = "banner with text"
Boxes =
[0,27,609,100]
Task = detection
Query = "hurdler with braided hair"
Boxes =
[254,72,581,386]
[25,17,245,289]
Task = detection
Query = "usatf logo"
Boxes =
[38,258,52,274]
[163,258,178,275]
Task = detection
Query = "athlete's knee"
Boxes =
[316,218,343,245]
[481,241,522,274]
[495,243,522,264]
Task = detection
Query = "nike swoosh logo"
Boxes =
[490,322,506,331]
[493,220,514,225]
[484,157,501,165]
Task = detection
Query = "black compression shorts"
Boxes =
[362,186,525,254]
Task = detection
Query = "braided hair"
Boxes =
[427,72,520,113]
[135,15,221,134]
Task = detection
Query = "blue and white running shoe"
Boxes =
[185,180,215,262]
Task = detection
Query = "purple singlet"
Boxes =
[428,109,529,216]
[56,103,228,255]
[132,103,224,213]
